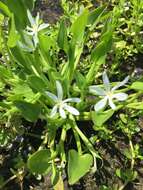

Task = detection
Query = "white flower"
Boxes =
[89,72,129,111]
[46,81,81,119]
[26,10,49,46]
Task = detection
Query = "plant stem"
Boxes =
[25,132,42,139]
[118,181,129,190]
[0,175,17,189]
[129,139,135,170]
[73,128,82,155]
[59,127,67,164]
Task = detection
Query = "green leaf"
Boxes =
[130,82,143,91]
[116,168,137,181]
[57,20,68,52]
[22,0,35,10]
[27,75,47,93]
[0,2,11,17]
[86,28,112,84]
[71,9,88,42]
[0,65,12,79]
[127,102,143,109]
[87,5,106,26]
[92,109,114,127]
[68,149,93,185]
[28,149,51,175]
[14,101,41,122]
[7,14,19,47]
[54,174,64,190]
[51,164,59,186]
[39,34,55,51]
[75,71,86,90]
[5,0,28,29]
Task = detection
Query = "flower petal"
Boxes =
[33,34,39,46]
[36,13,40,26]
[50,105,58,117]
[45,91,58,102]
[89,86,106,96]
[63,98,81,103]
[102,71,110,91]
[56,81,63,100]
[108,98,116,110]
[38,23,49,31]
[63,104,80,115]
[112,93,128,101]
[112,76,129,91]
[59,107,66,119]
[94,97,107,111]
[27,10,35,25]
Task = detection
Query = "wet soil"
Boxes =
[34,0,63,23]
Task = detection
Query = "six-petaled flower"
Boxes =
[46,81,81,119]
[26,10,49,46]
[89,72,129,111]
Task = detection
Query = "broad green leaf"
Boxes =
[5,0,28,28]
[0,2,11,17]
[71,9,88,42]
[28,149,51,175]
[22,0,35,10]
[57,20,68,52]
[75,71,86,90]
[86,29,112,84]
[39,34,55,51]
[11,47,35,74]
[130,82,143,91]
[92,109,114,127]
[7,14,19,47]
[14,101,41,122]
[54,174,64,190]
[27,75,47,93]
[68,149,93,185]
[87,5,106,26]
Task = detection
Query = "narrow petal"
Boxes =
[108,98,116,110]
[36,13,40,26]
[45,91,58,102]
[59,107,66,119]
[50,105,58,117]
[33,34,39,46]
[27,10,35,25]
[112,93,128,101]
[38,23,49,31]
[26,26,34,32]
[112,76,129,91]
[56,81,63,100]
[63,98,81,103]
[89,86,106,96]
[94,97,107,111]
[63,104,80,115]
[102,71,110,91]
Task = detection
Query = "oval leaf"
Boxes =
[14,101,41,122]
[68,149,93,185]
[92,109,114,127]
[28,149,51,175]
[130,82,143,91]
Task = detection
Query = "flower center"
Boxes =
[106,91,113,98]
[33,24,38,33]
[57,100,64,107]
